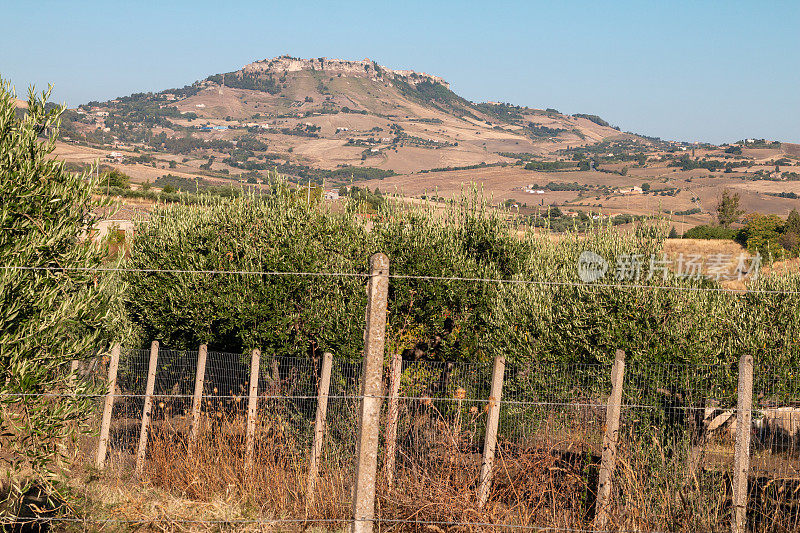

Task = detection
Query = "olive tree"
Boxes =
[0,80,119,511]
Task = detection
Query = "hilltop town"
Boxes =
[243,56,449,87]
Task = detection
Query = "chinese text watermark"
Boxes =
[578,252,761,283]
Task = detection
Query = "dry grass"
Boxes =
[33,403,800,532]
[58,409,602,532]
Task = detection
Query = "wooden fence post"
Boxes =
[189,344,208,455]
[135,341,160,476]
[477,354,506,508]
[595,349,626,529]
[454,387,466,437]
[384,352,402,488]
[351,253,389,533]
[95,343,121,469]
[732,353,754,533]
[307,351,334,502]
[245,348,261,471]
[271,359,280,391]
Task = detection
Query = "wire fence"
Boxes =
[3,256,800,531]
[15,346,793,532]
[3,264,800,295]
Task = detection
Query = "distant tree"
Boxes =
[641,183,651,192]
[199,155,215,170]
[168,160,177,169]
[102,169,130,189]
[738,213,786,259]
[787,209,800,234]
[668,226,679,239]
[338,185,348,197]
[781,208,800,256]
[716,189,745,227]
[779,232,800,256]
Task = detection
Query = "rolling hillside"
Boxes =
[53,56,799,224]
[60,55,638,175]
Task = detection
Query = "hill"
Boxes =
[58,55,639,176]
[53,56,799,222]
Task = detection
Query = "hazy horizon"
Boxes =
[2,0,798,145]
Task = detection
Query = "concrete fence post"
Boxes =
[135,341,160,476]
[307,351,334,502]
[95,343,121,469]
[189,344,208,455]
[69,359,79,394]
[477,354,506,508]
[351,253,389,533]
[245,348,261,471]
[595,349,627,530]
[732,353,754,533]
[384,352,403,488]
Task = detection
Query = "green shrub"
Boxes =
[523,161,575,171]
[100,169,131,189]
[779,232,800,256]
[123,190,523,363]
[738,213,787,260]
[573,113,610,127]
[154,174,199,193]
[120,185,800,377]
[682,225,739,240]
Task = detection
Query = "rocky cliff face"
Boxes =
[244,55,449,88]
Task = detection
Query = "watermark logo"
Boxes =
[578,251,609,283]
[578,251,761,283]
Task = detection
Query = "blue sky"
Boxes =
[2,0,798,144]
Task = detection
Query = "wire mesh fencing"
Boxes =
[749,365,800,531]
[55,347,800,532]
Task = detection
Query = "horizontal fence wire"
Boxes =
[2,264,799,295]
